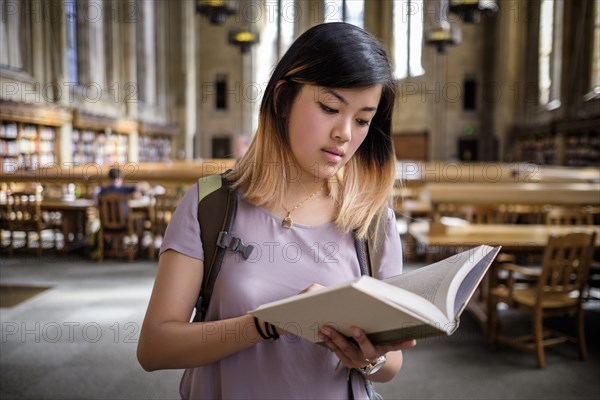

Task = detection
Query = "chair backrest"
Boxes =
[6,191,43,230]
[460,204,501,224]
[153,194,179,235]
[434,203,501,224]
[499,204,545,224]
[97,192,132,231]
[545,206,593,226]
[536,232,597,304]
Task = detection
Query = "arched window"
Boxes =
[65,1,79,84]
[538,0,563,109]
[253,0,296,132]
[590,0,600,97]
[0,0,33,75]
[136,0,157,104]
[324,0,364,28]
[393,0,425,80]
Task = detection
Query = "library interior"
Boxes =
[1,1,599,399]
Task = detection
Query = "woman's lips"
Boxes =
[322,148,344,163]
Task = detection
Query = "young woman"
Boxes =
[137,22,416,399]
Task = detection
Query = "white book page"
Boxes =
[450,246,501,318]
[251,277,454,343]
[354,278,450,327]
[252,276,449,327]
[384,245,495,319]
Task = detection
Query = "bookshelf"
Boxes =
[72,128,129,165]
[0,101,69,171]
[517,132,558,165]
[138,121,177,163]
[512,118,600,167]
[72,111,134,166]
[561,126,600,167]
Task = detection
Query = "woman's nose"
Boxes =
[332,118,352,142]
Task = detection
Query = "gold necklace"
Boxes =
[281,187,323,229]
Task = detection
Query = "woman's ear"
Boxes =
[273,80,286,114]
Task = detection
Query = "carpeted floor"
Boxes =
[1,254,599,399]
[0,285,52,308]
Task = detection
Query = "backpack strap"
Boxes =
[194,173,254,322]
[355,210,387,278]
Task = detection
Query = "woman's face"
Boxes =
[286,84,382,183]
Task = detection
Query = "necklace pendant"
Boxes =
[282,215,293,229]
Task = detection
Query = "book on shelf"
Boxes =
[250,245,502,345]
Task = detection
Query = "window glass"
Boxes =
[324,0,364,28]
[65,1,79,83]
[538,0,554,105]
[538,0,562,108]
[394,0,425,79]
[591,0,600,91]
[280,0,295,55]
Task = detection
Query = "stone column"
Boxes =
[364,0,393,46]
[295,0,323,37]
[46,0,73,165]
[182,0,196,160]
[120,0,138,119]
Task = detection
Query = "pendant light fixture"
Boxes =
[449,0,499,24]
[425,0,462,53]
[196,0,237,25]
[228,27,259,53]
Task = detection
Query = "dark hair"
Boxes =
[108,168,123,180]
[262,22,396,168]
[232,22,398,238]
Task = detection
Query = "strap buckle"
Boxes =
[216,231,254,260]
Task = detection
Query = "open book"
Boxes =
[250,245,501,344]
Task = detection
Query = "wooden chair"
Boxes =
[152,194,179,246]
[488,232,597,368]
[426,203,508,262]
[432,203,503,224]
[5,191,47,257]
[0,198,8,250]
[459,204,503,224]
[97,192,137,262]
[545,206,593,226]
[499,204,545,224]
[546,207,597,299]
[147,193,181,258]
[586,260,600,301]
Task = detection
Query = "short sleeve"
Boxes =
[375,208,403,279]
[159,183,204,260]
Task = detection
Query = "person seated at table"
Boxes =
[98,168,152,199]
[93,168,154,258]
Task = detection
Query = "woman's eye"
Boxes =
[356,119,370,127]
[319,103,338,114]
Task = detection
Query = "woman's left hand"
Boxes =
[318,325,416,371]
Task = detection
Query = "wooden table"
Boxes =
[397,162,600,184]
[393,198,432,220]
[424,182,600,206]
[408,220,600,250]
[3,196,153,255]
[0,197,96,254]
[41,198,96,253]
[1,159,236,187]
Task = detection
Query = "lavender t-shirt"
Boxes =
[160,184,403,400]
